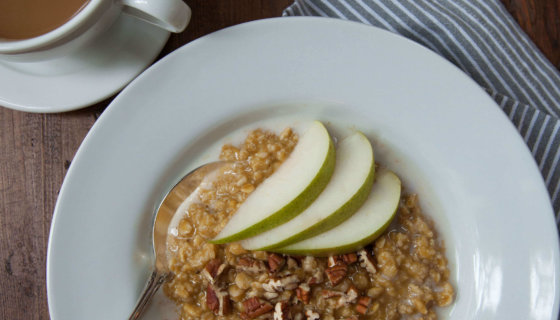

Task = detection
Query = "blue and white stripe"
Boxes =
[284,0,560,225]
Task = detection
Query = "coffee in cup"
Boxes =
[0,0,91,40]
[0,0,191,61]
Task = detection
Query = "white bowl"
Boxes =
[47,17,559,320]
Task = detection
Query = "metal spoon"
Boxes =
[129,161,230,320]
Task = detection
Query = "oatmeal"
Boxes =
[164,127,454,320]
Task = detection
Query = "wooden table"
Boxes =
[0,1,558,318]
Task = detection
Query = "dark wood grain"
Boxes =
[0,0,557,319]
[501,0,560,68]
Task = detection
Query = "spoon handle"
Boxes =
[128,269,171,320]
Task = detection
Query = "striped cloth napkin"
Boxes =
[284,0,560,226]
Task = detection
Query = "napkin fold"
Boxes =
[284,0,560,225]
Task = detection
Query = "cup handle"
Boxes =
[121,0,191,33]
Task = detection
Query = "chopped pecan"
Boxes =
[246,289,259,298]
[305,309,320,320]
[311,269,324,284]
[355,304,367,315]
[325,264,347,286]
[281,275,300,290]
[327,255,343,267]
[206,285,219,313]
[206,284,231,316]
[337,286,358,306]
[307,277,319,285]
[263,275,300,292]
[221,296,233,315]
[357,296,372,306]
[321,290,343,298]
[290,255,304,263]
[243,296,262,310]
[274,301,292,320]
[291,295,300,306]
[263,279,282,292]
[302,256,316,273]
[269,253,286,273]
[357,249,376,274]
[264,292,279,299]
[202,258,227,283]
[286,257,299,269]
[341,253,358,265]
[355,296,372,315]
[241,297,274,319]
[237,257,268,273]
[296,283,310,304]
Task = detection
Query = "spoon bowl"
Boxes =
[129,161,230,320]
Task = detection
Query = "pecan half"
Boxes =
[274,301,292,320]
[296,283,310,304]
[237,257,268,273]
[305,309,320,320]
[355,296,372,315]
[341,253,358,265]
[325,264,347,286]
[269,253,286,273]
[241,297,274,319]
[202,258,227,284]
[206,284,231,316]
[357,249,376,274]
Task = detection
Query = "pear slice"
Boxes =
[241,131,375,251]
[210,121,335,244]
[274,168,401,256]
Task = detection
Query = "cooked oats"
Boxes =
[164,127,454,320]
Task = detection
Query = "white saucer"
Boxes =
[0,13,169,113]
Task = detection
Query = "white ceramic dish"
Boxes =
[47,17,559,319]
[0,13,168,113]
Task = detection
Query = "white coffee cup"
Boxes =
[0,0,191,62]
